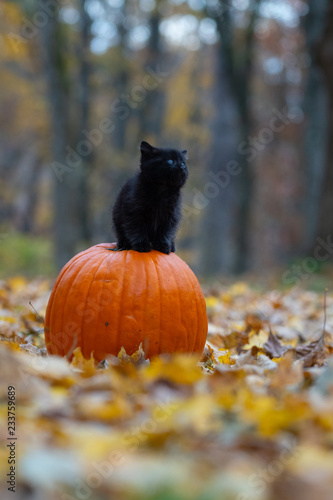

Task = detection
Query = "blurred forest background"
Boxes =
[0,0,332,279]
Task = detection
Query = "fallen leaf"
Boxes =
[117,343,148,366]
[295,334,326,367]
[245,313,263,332]
[263,330,292,358]
[144,354,203,384]
[71,347,96,376]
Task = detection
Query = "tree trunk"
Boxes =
[201,0,260,275]
[39,0,93,269]
[12,147,41,233]
[111,2,130,153]
[312,0,333,242]
[200,49,242,275]
[231,0,260,273]
[74,0,92,243]
[40,12,75,269]
[139,11,165,142]
[303,0,330,249]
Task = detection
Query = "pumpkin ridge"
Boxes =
[56,248,107,358]
[58,251,102,357]
[164,256,187,352]
[80,250,112,359]
[61,249,103,357]
[115,251,128,354]
[175,257,195,351]
[183,263,199,351]
[152,254,162,354]
[146,252,160,356]
[102,251,118,354]
[45,248,96,352]
[142,255,150,354]
[191,266,207,351]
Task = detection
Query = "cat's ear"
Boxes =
[140,141,155,155]
[182,150,188,158]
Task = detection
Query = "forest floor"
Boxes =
[0,277,333,500]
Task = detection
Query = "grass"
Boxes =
[0,231,55,278]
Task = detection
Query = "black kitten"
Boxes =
[112,141,188,254]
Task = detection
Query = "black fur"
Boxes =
[112,141,188,254]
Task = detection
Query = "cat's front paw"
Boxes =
[132,241,152,253]
[171,241,175,252]
[153,242,172,254]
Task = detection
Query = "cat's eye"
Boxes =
[168,159,174,165]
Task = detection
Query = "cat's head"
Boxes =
[140,141,188,188]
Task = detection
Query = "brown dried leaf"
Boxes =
[294,334,326,368]
[222,330,249,351]
[245,313,263,332]
[263,330,292,359]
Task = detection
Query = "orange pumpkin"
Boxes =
[45,243,207,361]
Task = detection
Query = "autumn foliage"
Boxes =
[1,278,333,499]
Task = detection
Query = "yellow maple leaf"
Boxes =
[1,340,21,352]
[79,397,131,421]
[117,343,146,366]
[7,276,27,291]
[221,292,232,304]
[218,351,236,365]
[71,347,96,377]
[229,282,249,295]
[242,391,311,436]
[144,354,203,385]
[205,296,219,308]
[0,316,17,324]
[172,394,220,433]
[243,330,269,350]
